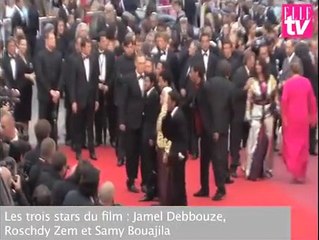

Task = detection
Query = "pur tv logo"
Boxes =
[282,4,313,38]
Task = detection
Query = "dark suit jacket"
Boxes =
[58,6,68,23]
[232,66,250,121]
[143,87,160,141]
[208,76,234,134]
[162,107,188,157]
[194,49,219,80]
[27,5,39,37]
[1,53,21,89]
[11,8,27,34]
[69,54,100,110]
[118,72,145,130]
[114,54,135,106]
[35,48,63,102]
[154,49,180,89]
[193,82,216,134]
[94,49,116,87]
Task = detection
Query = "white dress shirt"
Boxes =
[171,106,178,117]
[202,49,209,72]
[136,72,144,96]
[83,57,90,82]
[10,56,16,80]
[98,51,106,82]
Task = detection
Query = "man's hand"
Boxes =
[103,85,109,93]
[149,139,154,146]
[180,88,187,97]
[213,132,219,142]
[11,175,21,192]
[72,102,78,114]
[95,101,99,112]
[119,124,126,132]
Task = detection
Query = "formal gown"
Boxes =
[281,75,317,179]
[14,55,33,122]
[245,75,277,178]
[156,86,172,205]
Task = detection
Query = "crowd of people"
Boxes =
[0,0,318,206]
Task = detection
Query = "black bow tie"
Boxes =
[82,55,89,60]
[161,50,166,55]
[202,51,208,56]
[137,75,144,80]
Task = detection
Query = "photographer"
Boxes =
[0,158,29,206]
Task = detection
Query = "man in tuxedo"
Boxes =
[58,0,69,24]
[259,43,278,78]
[114,35,136,166]
[279,40,303,83]
[179,40,199,159]
[118,53,146,193]
[11,0,27,34]
[219,39,242,78]
[229,50,256,178]
[162,90,188,206]
[153,32,180,89]
[35,32,63,142]
[1,37,18,90]
[63,37,81,147]
[140,73,160,201]
[189,65,215,199]
[209,59,236,195]
[195,33,219,81]
[70,37,99,161]
[94,32,115,147]
[26,0,39,58]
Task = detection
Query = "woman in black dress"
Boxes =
[55,19,68,59]
[15,36,35,135]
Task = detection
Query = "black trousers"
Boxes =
[167,158,187,206]
[309,126,317,153]
[125,128,142,183]
[183,105,199,156]
[95,91,107,144]
[73,103,95,154]
[64,95,73,143]
[230,120,250,171]
[39,100,58,142]
[141,128,157,188]
[213,133,228,192]
[115,106,126,159]
[107,102,117,144]
[199,132,213,192]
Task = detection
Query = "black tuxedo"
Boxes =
[70,53,99,154]
[192,81,220,193]
[1,53,20,89]
[178,54,198,156]
[194,49,219,80]
[26,5,39,57]
[154,49,180,89]
[230,66,250,172]
[162,107,188,206]
[141,87,160,194]
[118,72,145,184]
[58,5,69,23]
[208,76,235,180]
[219,54,242,78]
[11,7,27,34]
[34,48,63,141]
[94,49,116,145]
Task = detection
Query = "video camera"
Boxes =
[0,86,20,111]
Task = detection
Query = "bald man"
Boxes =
[98,181,120,206]
[0,111,18,142]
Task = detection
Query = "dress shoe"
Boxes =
[225,178,234,184]
[117,158,125,167]
[141,185,148,193]
[127,184,139,193]
[212,191,225,201]
[90,152,97,160]
[139,195,154,202]
[76,153,82,161]
[230,170,238,178]
[264,170,273,178]
[193,189,209,197]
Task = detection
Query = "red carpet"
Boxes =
[61,146,318,240]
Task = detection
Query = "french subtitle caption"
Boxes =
[3,210,227,238]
